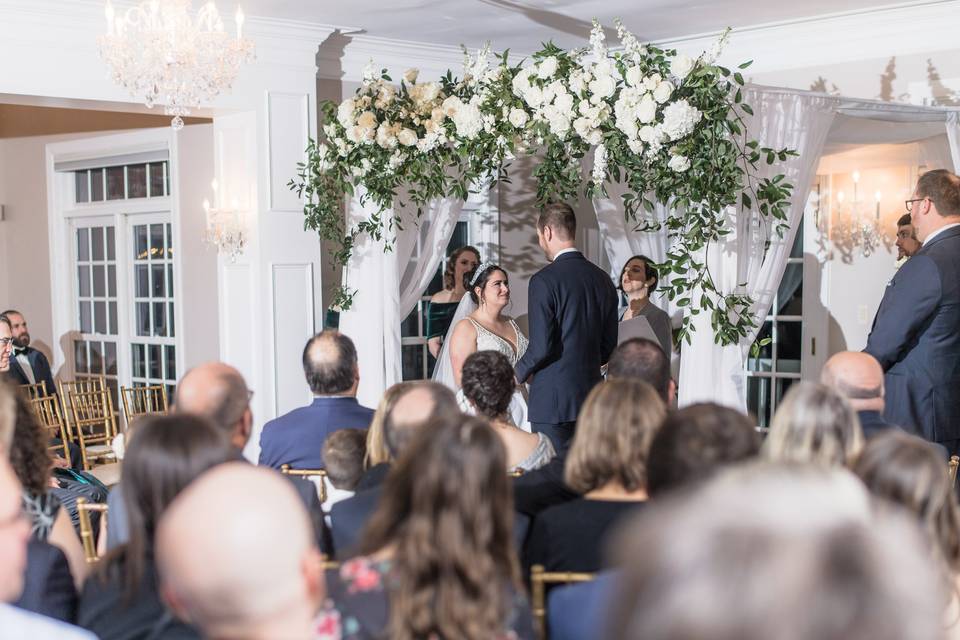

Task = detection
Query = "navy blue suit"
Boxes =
[14,539,77,623]
[515,251,619,450]
[257,396,373,469]
[7,346,57,396]
[865,226,960,451]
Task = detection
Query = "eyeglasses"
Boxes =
[0,337,12,347]
[905,197,928,212]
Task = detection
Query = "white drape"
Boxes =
[947,111,960,173]
[397,198,465,317]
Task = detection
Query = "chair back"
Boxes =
[280,464,329,503]
[949,455,959,490]
[68,387,118,470]
[60,376,116,433]
[76,497,109,564]
[19,381,48,400]
[120,384,169,427]
[30,395,71,459]
[530,564,595,640]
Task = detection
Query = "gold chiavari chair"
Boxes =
[68,387,119,470]
[509,468,524,478]
[530,565,596,640]
[76,497,109,564]
[320,554,341,572]
[949,456,959,490]
[59,377,118,439]
[120,384,169,427]
[280,465,329,503]
[19,381,48,400]
[30,394,72,459]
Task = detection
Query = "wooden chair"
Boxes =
[67,387,118,470]
[949,455,959,490]
[509,468,524,478]
[280,465,329,503]
[30,395,72,460]
[120,384,169,426]
[60,377,118,439]
[76,497,108,564]
[530,564,596,640]
[19,381,48,400]
[320,554,341,571]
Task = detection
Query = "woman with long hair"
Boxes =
[77,414,234,640]
[324,416,535,640]
[618,255,673,358]
[427,245,480,358]
[363,382,410,472]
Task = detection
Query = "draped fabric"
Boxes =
[947,111,960,173]
[396,198,465,318]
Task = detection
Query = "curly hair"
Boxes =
[443,246,480,291]
[460,351,515,420]
[8,391,53,496]
[358,415,520,640]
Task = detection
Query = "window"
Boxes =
[73,162,169,204]
[131,222,177,401]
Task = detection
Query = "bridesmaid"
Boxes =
[618,255,673,358]
[426,245,480,358]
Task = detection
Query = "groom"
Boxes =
[515,202,619,452]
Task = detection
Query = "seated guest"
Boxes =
[322,428,367,513]
[357,382,410,491]
[329,381,459,558]
[762,382,864,468]
[325,416,535,639]
[7,392,87,588]
[0,316,13,376]
[461,351,555,473]
[524,379,665,573]
[77,415,234,640]
[617,256,673,359]
[156,464,326,640]
[646,403,760,497]
[0,454,93,638]
[606,462,942,640]
[15,539,77,623]
[259,331,374,469]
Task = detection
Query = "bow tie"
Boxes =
[12,347,27,356]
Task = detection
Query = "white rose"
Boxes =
[643,73,662,92]
[356,111,377,130]
[403,68,419,84]
[523,85,545,107]
[336,99,356,127]
[419,82,440,103]
[397,128,418,146]
[636,94,657,124]
[589,74,616,103]
[668,154,691,172]
[593,59,613,78]
[512,68,532,94]
[345,126,360,143]
[553,91,574,115]
[671,54,695,81]
[653,80,675,104]
[627,138,644,154]
[376,122,398,149]
[638,124,658,143]
[625,66,643,87]
[538,56,558,79]
[509,107,529,128]
[569,71,586,95]
[441,96,463,117]
[661,99,702,140]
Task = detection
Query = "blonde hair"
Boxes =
[763,382,864,468]
[565,379,666,493]
[364,382,411,468]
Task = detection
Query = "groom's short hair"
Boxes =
[538,202,577,240]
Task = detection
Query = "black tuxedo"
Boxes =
[7,346,57,396]
[865,226,960,452]
[515,251,618,450]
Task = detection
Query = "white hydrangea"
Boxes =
[592,143,608,184]
[569,69,589,95]
[660,100,702,140]
[376,122,398,149]
[537,56,558,79]
[451,100,484,139]
[509,107,529,128]
[573,117,603,145]
[337,99,356,128]
[388,152,404,171]
[668,153,691,172]
[671,54,695,81]
[653,80,675,104]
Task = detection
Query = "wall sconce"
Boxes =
[202,180,247,262]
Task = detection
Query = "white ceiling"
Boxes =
[242,0,924,51]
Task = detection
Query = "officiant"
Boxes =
[618,255,673,358]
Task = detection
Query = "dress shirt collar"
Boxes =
[552,247,580,261]
[922,222,960,246]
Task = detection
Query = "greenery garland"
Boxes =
[290,20,797,346]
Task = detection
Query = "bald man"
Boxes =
[156,463,325,640]
[259,331,374,469]
[177,362,254,452]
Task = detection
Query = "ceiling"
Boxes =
[243,0,923,50]
[0,103,210,138]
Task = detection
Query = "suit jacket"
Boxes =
[14,539,78,623]
[858,410,949,461]
[515,252,619,424]
[7,346,57,396]
[258,396,373,469]
[865,226,960,443]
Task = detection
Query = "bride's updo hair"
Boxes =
[461,351,516,420]
[464,263,506,305]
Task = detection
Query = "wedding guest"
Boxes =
[866,169,960,455]
[325,416,535,639]
[358,382,410,491]
[646,403,760,497]
[156,464,326,640]
[762,382,864,468]
[896,213,921,261]
[617,256,673,358]
[77,415,234,640]
[258,331,374,470]
[461,350,554,473]
[607,337,674,403]
[524,379,665,573]
[0,315,14,375]
[606,463,943,640]
[0,310,57,398]
[427,245,480,358]
[321,428,367,513]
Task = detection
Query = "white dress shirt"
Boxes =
[14,350,35,384]
[922,222,960,246]
[552,247,580,261]
[0,603,96,639]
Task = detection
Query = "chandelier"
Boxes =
[203,180,247,262]
[98,0,255,129]
[829,171,889,259]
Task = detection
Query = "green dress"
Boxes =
[425,301,459,341]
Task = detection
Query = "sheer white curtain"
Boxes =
[397,198,465,317]
[947,111,960,172]
[678,89,837,408]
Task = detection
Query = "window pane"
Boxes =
[747,376,772,429]
[148,344,162,379]
[167,264,174,297]
[77,228,90,262]
[106,227,116,261]
[74,340,88,374]
[149,162,165,197]
[166,384,176,405]
[746,321,773,372]
[135,225,148,260]
[92,265,106,297]
[90,169,104,201]
[150,224,165,259]
[89,341,103,374]
[107,265,117,297]
[108,302,118,335]
[790,217,803,259]
[164,345,176,380]
[127,164,147,198]
[104,342,117,376]
[777,321,803,373]
[79,301,92,334]
[136,302,150,336]
[166,223,173,256]
[106,166,125,200]
[94,301,106,334]
[132,343,146,378]
[151,264,166,298]
[91,227,104,261]
[135,265,149,298]
[153,302,167,336]
[168,302,175,337]
[78,266,91,298]
[401,344,425,381]
[401,307,419,337]
[75,171,89,203]
[776,378,797,407]
[776,263,803,316]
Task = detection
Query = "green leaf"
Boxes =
[738,60,753,69]
[741,104,754,116]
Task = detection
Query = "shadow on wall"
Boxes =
[475,0,617,41]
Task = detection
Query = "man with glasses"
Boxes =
[0,316,13,375]
[866,169,960,455]
[0,310,57,400]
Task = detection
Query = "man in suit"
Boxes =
[258,330,374,469]
[515,203,619,452]
[0,311,57,397]
[865,169,960,455]
[895,213,921,261]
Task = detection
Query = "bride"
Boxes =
[433,262,530,430]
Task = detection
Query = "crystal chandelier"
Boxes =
[829,171,889,259]
[203,180,247,262]
[98,0,255,129]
